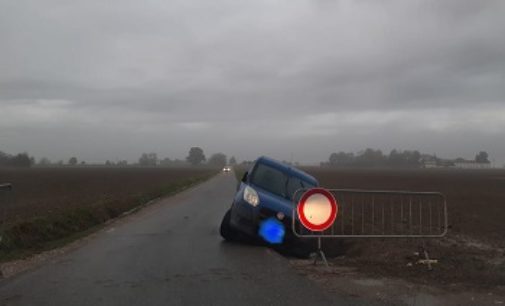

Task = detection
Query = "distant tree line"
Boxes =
[322,149,491,168]
[25,147,238,168]
[136,147,236,169]
[0,151,34,167]
[322,148,421,168]
[35,156,86,167]
[475,151,490,163]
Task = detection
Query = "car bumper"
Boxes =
[230,199,258,236]
[230,200,303,245]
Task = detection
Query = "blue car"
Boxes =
[220,156,318,251]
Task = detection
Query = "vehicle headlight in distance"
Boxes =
[243,186,259,207]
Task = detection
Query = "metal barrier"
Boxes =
[292,189,448,238]
[291,188,448,268]
[0,184,13,192]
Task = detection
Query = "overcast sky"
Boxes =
[1,0,504,165]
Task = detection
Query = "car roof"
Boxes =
[254,156,318,185]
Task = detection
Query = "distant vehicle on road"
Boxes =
[222,166,232,172]
[220,156,317,255]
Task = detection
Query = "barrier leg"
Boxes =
[313,237,329,268]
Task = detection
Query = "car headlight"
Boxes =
[243,186,259,207]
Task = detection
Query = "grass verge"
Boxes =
[0,174,214,263]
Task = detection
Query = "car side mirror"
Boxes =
[241,171,248,183]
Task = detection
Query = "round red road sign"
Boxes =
[297,188,338,231]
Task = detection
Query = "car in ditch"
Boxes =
[220,156,318,254]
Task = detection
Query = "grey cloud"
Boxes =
[1,0,504,165]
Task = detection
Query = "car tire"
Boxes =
[220,209,239,241]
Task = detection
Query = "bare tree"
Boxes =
[186,147,206,166]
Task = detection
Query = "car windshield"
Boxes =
[286,176,316,202]
[250,163,315,200]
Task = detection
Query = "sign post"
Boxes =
[297,188,338,267]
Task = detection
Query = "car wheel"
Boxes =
[220,209,239,241]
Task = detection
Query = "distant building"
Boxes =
[437,160,456,168]
[454,161,491,169]
[421,155,454,168]
[421,155,437,168]
[423,160,438,168]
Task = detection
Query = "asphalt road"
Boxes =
[0,172,363,306]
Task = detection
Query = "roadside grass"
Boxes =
[0,173,215,262]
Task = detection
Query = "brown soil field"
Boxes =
[0,167,215,222]
[307,168,505,244]
[302,168,505,290]
[0,167,216,261]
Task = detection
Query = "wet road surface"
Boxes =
[0,173,365,305]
